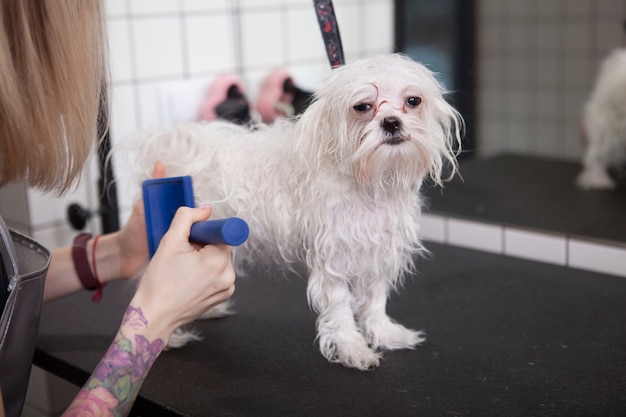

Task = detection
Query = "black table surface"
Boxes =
[35,243,625,417]
[423,154,626,244]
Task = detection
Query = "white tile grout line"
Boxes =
[422,213,626,279]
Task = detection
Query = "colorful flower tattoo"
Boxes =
[63,306,166,417]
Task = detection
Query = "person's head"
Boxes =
[0,0,108,194]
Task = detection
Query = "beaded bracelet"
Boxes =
[72,233,105,302]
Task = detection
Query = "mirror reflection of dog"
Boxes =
[577,41,626,189]
[131,54,463,370]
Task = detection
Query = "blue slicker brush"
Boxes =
[143,176,249,258]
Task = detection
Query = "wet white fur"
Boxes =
[577,48,626,189]
[131,54,462,370]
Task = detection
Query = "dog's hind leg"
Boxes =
[199,300,236,319]
[356,279,425,351]
[165,301,236,350]
[307,269,381,371]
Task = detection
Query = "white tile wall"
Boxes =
[109,84,138,144]
[504,228,567,266]
[185,13,238,75]
[132,18,186,79]
[240,10,286,68]
[128,0,180,15]
[363,1,394,52]
[286,7,328,63]
[420,213,447,244]
[107,19,134,82]
[423,213,626,279]
[333,3,361,60]
[240,0,283,7]
[105,0,127,16]
[447,218,503,254]
[183,0,234,12]
[569,239,626,277]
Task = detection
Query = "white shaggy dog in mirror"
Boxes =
[132,54,463,370]
[577,48,626,189]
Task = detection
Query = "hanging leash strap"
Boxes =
[313,0,345,69]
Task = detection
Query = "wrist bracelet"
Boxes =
[72,233,105,302]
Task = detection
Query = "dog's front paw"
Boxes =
[365,318,426,351]
[576,166,615,189]
[319,331,382,371]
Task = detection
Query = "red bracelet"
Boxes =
[72,233,105,302]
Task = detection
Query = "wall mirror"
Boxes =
[397,0,626,244]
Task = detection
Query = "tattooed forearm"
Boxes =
[63,306,165,417]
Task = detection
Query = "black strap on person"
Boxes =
[313,0,345,69]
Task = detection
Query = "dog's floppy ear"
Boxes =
[428,91,464,185]
[405,59,463,185]
[293,89,354,169]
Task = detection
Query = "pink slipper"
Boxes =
[198,75,250,123]
[256,69,296,123]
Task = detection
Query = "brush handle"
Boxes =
[189,217,249,246]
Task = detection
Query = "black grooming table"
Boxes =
[34,243,626,417]
[424,154,626,243]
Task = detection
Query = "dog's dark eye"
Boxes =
[353,103,372,113]
[407,97,422,107]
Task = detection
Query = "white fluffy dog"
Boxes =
[577,48,626,189]
[132,54,462,370]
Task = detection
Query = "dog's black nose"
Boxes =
[381,117,401,133]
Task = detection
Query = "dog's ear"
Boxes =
[425,92,464,186]
[401,57,464,186]
[294,93,354,167]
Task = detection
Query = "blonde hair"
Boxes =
[0,0,108,193]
